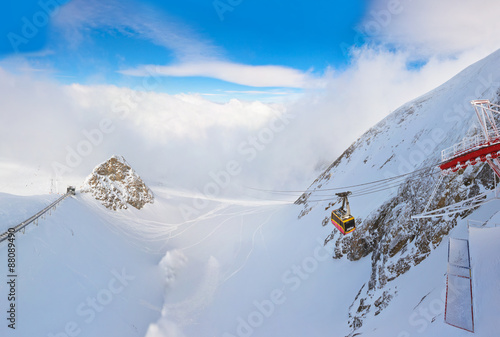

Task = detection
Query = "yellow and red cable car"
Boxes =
[331,191,355,235]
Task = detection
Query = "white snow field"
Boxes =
[0,186,499,337]
[0,191,165,337]
[0,187,369,337]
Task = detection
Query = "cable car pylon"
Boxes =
[413,100,500,219]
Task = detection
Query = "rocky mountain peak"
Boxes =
[82,155,154,210]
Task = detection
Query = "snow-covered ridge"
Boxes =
[296,49,500,333]
[82,155,154,210]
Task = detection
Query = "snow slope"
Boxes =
[469,223,500,335]
[1,186,499,337]
[0,187,368,337]
[0,193,164,337]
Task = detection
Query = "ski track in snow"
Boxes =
[220,206,281,283]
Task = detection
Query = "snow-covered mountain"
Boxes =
[2,51,500,337]
[296,49,500,332]
[82,155,154,210]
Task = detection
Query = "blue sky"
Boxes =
[2,0,500,103]
[0,0,369,100]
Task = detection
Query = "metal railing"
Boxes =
[0,192,72,243]
[441,129,500,163]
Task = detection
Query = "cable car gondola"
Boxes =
[331,191,355,235]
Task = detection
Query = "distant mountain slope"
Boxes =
[296,49,500,332]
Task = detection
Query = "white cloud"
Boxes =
[53,0,220,60]
[233,47,489,190]
[66,84,284,140]
[364,0,500,56]
[224,90,293,95]
[120,61,318,88]
[0,67,291,192]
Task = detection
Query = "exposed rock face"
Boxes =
[82,155,154,210]
[328,163,493,333]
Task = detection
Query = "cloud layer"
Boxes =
[0,68,291,193]
[364,0,500,56]
[0,45,489,196]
